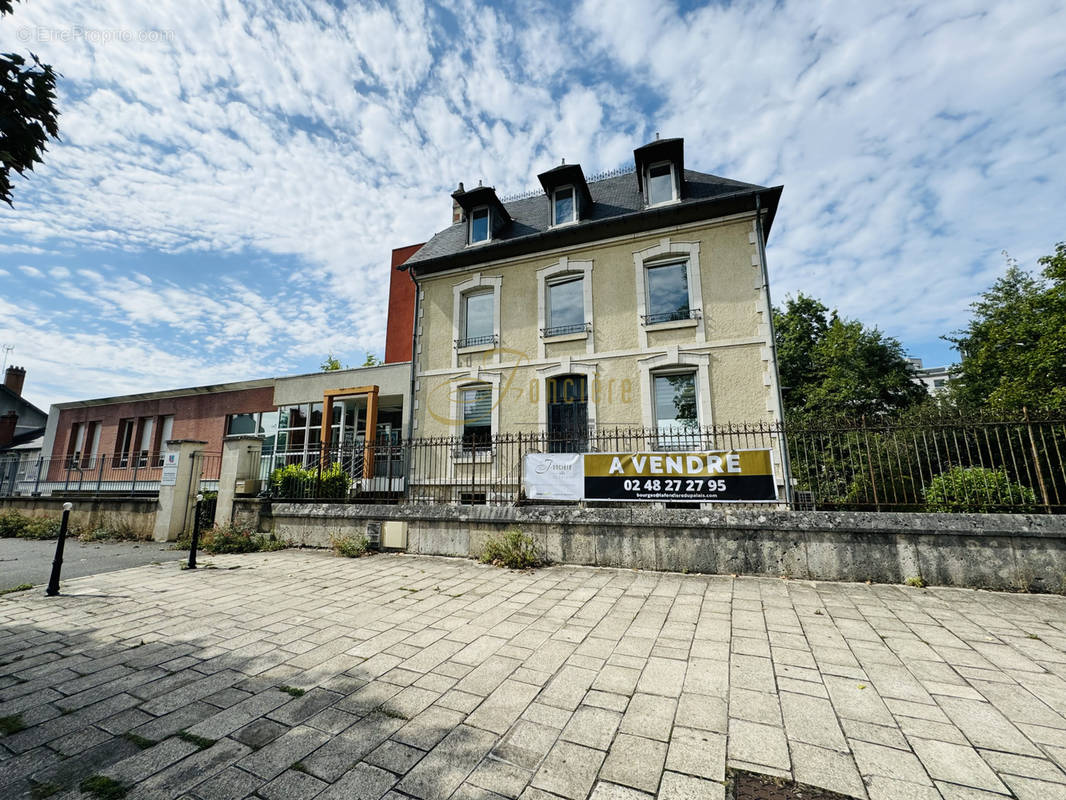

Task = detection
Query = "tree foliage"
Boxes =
[774,293,926,420]
[1,0,60,206]
[362,352,382,367]
[320,353,342,371]
[945,244,1066,412]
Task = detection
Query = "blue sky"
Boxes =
[1,0,1064,411]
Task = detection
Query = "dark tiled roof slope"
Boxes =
[406,169,773,268]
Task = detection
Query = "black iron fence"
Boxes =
[254,415,1065,513]
[0,451,222,498]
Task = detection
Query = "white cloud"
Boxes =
[0,0,1063,407]
[18,265,44,278]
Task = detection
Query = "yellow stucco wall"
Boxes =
[413,213,779,439]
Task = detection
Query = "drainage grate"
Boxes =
[730,769,859,800]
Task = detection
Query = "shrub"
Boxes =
[270,462,351,499]
[332,534,369,558]
[479,528,542,570]
[176,524,289,554]
[924,466,1038,513]
[0,511,29,538]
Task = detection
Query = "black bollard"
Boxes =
[187,493,204,570]
[45,502,73,596]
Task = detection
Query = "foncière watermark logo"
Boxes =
[426,346,637,427]
[17,26,175,44]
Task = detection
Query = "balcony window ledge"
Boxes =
[542,331,589,344]
[457,343,497,355]
[643,317,700,332]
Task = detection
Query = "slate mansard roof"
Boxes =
[403,167,783,276]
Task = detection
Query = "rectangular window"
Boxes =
[155,415,174,465]
[470,207,490,243]
[461,386,492,451]
[137,418,154,468]
[553,187,575,225]
[648,162,675,205]
[654,373,699,449]
[226,413,259,435]
[461,291,494,345]
[114,419,135,467]
[646,261,691,323]
[546,276,585,336]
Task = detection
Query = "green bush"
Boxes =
[480,528,543,570]
[0,511,29,538]
[331,534,369,558]
[270,462,351,499]
[924,466,1038,513]
[0,511,62,539]
[176,524,289,554]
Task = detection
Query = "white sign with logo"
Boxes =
[160,451,180,486]
[523,453,584,500]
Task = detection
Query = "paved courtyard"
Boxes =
[2,551,1066,800]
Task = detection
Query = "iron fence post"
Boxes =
[131,457,140,494]
[45,502,73,596]
[1024,407,1052,514]
[95,457,105,496]
[33,456,42,496]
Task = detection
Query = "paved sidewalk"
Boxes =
[2,552,1066,800]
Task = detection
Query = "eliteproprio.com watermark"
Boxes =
[17,26,175,44]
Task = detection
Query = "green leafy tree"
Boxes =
[320,353,342,371]
[362,352,382,367]
[1,0,60,206]
[945,245,1066,412]
[773,293,926,420]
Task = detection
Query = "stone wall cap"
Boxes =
[165,439,209,445]
[223,434,265,441]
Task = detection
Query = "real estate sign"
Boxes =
[524,449,778,503]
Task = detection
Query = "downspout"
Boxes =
[755,193,794,507]
[404,266,421,494]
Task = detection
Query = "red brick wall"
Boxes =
[385,243,422,364]
[50,384,276,461]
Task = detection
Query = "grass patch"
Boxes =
[122,732,157,749]
[291,761,309,774]
[904,576,926,589]
[0,583,33,597]
[279,685,305,697]
[78,775,128,800]
[479,528,543,570]
[177,730,216,750]
[331,534,370,558]
[0,713,26,735]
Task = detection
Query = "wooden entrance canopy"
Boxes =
[321,385,379,479]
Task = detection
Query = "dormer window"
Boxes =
[553,186,576,226]
[648,162,676,206]
[470,207,490,243]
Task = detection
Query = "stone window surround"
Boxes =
[536,256,594,358]
[633,238,706,350]
[452,272,502,368]
[449,366,501,464]
[535,357,598,434]
[638,346,713,433]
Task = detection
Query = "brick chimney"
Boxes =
[0,411,16,446]
[4,366,25,397]
[452,181,464,224]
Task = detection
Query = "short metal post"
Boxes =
[187,493,204,569]
[45,502,73,596]
[95,456,105,496]
[33,456,43,495]
[131,456,140,494]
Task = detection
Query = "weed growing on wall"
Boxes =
[175,524,289,554]
[480,528,543,570]
[331,534,370,558]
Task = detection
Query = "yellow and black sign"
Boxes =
[583,449,777,502]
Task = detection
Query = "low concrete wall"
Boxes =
[0,496,159,539]
[261,502,1066,592]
